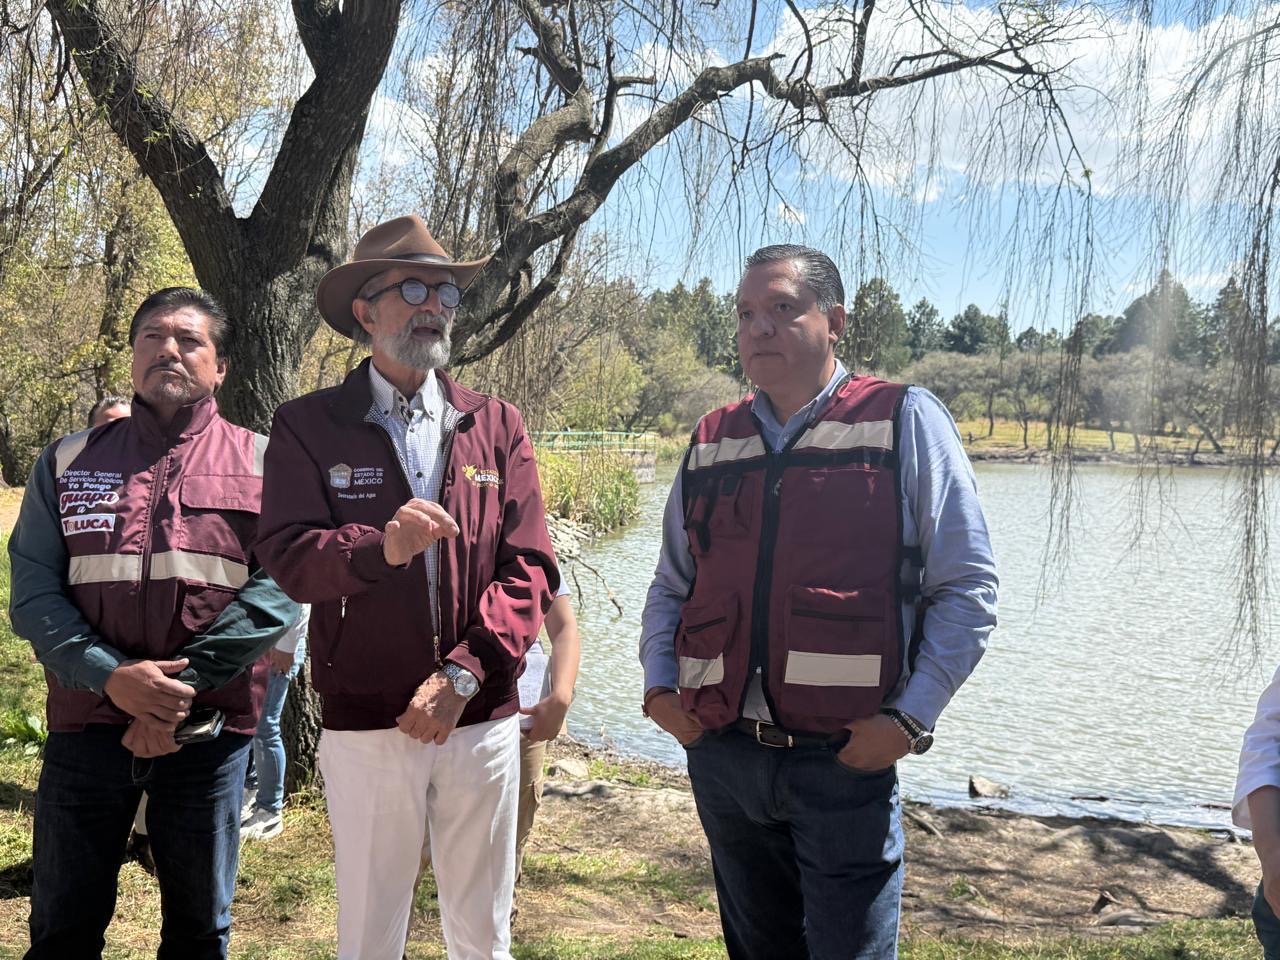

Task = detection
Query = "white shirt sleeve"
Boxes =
[1233,663,1280,829]
[273,603,310,657]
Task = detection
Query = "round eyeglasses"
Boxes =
[363,278,461,309]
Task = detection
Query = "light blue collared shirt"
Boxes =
[639,360,998,729]
[367,364,450,633]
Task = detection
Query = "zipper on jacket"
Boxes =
[792,608,879,623]
[744,454,785,719]
[431,411,461,668]
[740,410,820,723]
[326,596,348,668]
[137,452,171,649]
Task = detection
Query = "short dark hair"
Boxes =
[87,396,130,429]
[128,287,230,358]
[743,244,845,312]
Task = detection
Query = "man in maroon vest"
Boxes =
[9,288,299,959]
[640,246,998,958]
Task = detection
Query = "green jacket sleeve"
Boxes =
[7,444,128,694]
[174,565,301,692]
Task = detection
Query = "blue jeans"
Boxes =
[252,658,299,814]
[684,730,903,960]
[1256,882,1280,960]
[27,725,251,960]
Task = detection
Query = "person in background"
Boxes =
[515,584,580,880]
[88,397,131,429]
[241,604,310,841]
[1233,666,1280,959]
[418,579,580,908]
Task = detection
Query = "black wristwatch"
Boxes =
[883,708,934,755]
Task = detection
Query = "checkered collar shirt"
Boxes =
[366,362,455,635]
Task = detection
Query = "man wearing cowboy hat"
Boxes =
[255,215,559,960]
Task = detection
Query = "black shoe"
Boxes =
[126,830,155,876]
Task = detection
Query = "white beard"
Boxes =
[380,317,452,371]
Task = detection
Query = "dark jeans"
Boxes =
[684,729,903,960]
[1256,882,1280,960]
[27,725,251,960]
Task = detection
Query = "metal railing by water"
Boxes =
[532,431,658,455]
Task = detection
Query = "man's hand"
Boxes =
[269,648,295,674]
[838,714,911,772]
[121,715,181,758]
[396,671,468,744]
[520,691,571,742]
[384,499,460,567]
[645,690,705,747]
[103,659,196,724]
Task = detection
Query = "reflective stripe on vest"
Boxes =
[54,429,93,480]
[783,650,881,687]
[69,549,248,590]
[678,654,725,689]
[688,434,766,470]
[792,419,894,454]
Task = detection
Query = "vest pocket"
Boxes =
[675,595,740,725]
[179,583,237,634]
[779,585,894,722]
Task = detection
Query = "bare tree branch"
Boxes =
[44,0,239,281]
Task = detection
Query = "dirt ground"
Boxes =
[501,740,1258,945]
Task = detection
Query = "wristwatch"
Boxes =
[883,708,934,755]
[442,662,480,700]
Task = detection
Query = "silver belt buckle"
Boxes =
[755,720,793,748]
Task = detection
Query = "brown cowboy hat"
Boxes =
[316,214,491,338]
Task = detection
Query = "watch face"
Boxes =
[911,732,935,755]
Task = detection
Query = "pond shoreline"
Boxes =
[540,736,1258,939]
[963,444,1270,468]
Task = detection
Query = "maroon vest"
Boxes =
[47,396,268,734]
[677,375,909,734]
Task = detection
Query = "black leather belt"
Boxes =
[731,718,849,749]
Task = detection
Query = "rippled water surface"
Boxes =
[562,462,1276,829]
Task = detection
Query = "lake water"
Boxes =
[560,461,1279,831]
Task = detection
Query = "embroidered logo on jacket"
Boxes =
[59,491,120,514]
[329,463,353,489]
[462,464,502,488]
[61,513,116,535]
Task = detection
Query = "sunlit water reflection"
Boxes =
[562,462,1277,829]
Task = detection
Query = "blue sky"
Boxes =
[228,0,1264,330]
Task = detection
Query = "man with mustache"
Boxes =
[255,215,558,960]
[9,287,299,959]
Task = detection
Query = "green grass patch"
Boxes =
[587,757,655,786]
[901,919,1259,959]
[523,851,713,911]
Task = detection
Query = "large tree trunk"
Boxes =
[281,658,325,795]
[94,201,142,399]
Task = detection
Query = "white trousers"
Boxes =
[319,715,520,960]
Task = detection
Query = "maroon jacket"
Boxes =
[677,376,909,734]
[255,359,558,731]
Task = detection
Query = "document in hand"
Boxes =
[518,642,551,731]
